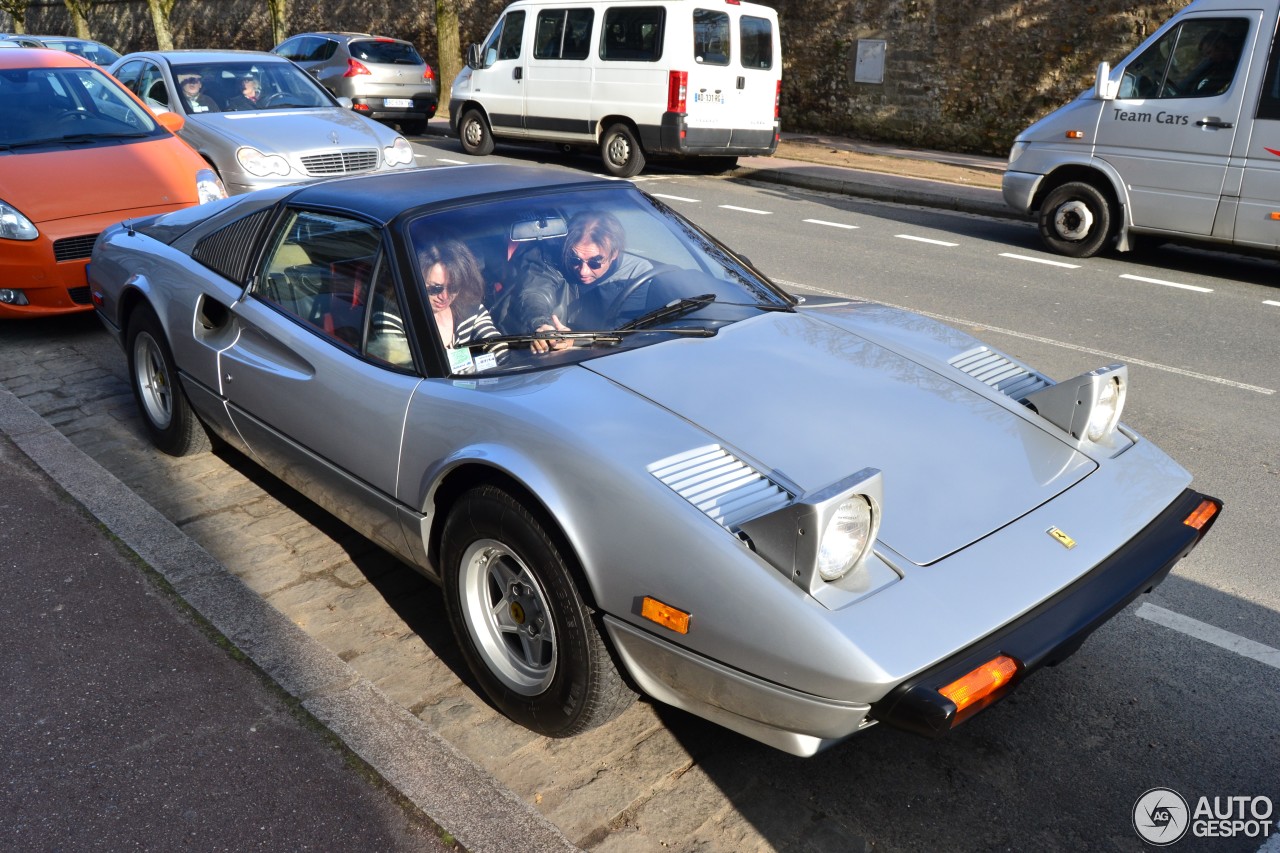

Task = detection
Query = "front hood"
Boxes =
[0,137,199,224]
[585,311,1095,565]
[186,108,394,153]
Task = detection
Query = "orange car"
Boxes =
[0,48,225,319]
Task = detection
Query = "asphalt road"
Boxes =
[4,138,1277,852]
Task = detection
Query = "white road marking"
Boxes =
[803,218,859,230]
[435,158,467,165]
[895,234,958,247]
[999,252,1081,269]
[651,193,700,203]
[720,204,772,214]
[1120,273,1213,293]
[1265,300,1280,308]
[1136,603,1280,671]
[778,280,1276,395]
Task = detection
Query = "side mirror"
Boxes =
[1094,61,1118,100]
[336,96,353,109]
[155,110,185,133]
[466,43,483,70]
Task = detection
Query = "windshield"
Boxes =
[0,65,161,147]
[350,39,424,66]
[41,39,121,67]
[404,185,792,376]
[171,61,334,114]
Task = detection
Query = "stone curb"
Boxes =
[0,383,578,853]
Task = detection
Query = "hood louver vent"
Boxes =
[649,445,792,531]
[949,346,1051,402]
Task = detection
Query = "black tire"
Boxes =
[458,108,494,156]
[441,485,635,737]
[601,122,645,178]
[126,305,210,456]
[398,119,427,136]
[1038,181,1114,258]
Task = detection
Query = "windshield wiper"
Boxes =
[476,325,715,349]
[619,293,717,331]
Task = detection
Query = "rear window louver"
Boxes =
[191,210,271,285]
[649,445,792,531]
[949,346,1051,401]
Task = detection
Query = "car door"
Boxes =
[475,9,528,136]
[1234,8,1280,249]
[524,7,595,140]
[217,207,423,556]
[1097,12,1259,237]
[684,6,741,148]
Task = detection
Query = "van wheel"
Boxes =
[1038,181,1113,258]
[459,108,494,156]
[601,123,645,178]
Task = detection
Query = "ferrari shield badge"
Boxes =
[1047,527,1077,550]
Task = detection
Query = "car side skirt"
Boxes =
[604,617,873,757]
[869,488,1222,738]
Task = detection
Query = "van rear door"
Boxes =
[1096,11,1259,237]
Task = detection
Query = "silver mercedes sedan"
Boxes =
[88,165,1221,756]
[107,50,416,195]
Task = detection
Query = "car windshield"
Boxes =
[41,39,121,66]
[404,185,792,376]
[350,39,424,65]
[0,65,161,147]
[171,61,333,113]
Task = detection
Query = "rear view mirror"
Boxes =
[466,43,482,70]
[155,111,185,133]
[1094,61,1118,100]
[337,96,353,109]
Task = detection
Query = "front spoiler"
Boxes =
[870,488,1222,737]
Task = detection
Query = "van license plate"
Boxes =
[384,98,413,108]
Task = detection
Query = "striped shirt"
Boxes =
[453,304,508,366]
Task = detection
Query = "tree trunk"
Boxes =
[147,0,175,51]
[435,0,462,119]
[268,0,289,49]
[64,0,92,39]
[0,4,27,33]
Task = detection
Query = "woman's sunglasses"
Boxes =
[425,284,450,296]
[568,254,607,271]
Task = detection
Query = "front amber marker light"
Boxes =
[1183,499,1219,530]
[1065,130,1086,139]
[641,596,690,634]
[939,655,1020,718]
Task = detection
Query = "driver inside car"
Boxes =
[514,210,654,353]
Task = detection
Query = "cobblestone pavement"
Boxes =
[2,316,876,853]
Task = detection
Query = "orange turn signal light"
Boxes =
[641,596,690,634]
[938,655,1019,714]
[1065,130,1085,139]
[1270,212,1280,220]
[1183,499,1219,530]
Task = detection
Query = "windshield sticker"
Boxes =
[448,346,476,374]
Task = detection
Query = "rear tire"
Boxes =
[459,108,495,156]
[1038,181,1113,258]
[441,485,635,737]
[127,304,210,456]
[601,122,645,178]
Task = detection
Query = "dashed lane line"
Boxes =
[803,219,859,230]
[1136,603,1280,671]
[999,252,1081,269]
[777,280,1276,395]
[895,234,958,247]
[1265,300,1280,308]
[1121,273,1214,293]
[651,193,700,203]
[719,204,772,214]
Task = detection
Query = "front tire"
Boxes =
[1038,181,1114,258]
[441,485,634,737]
[458,108,495,156]
[601,122,645,178]
[127,305,210,456]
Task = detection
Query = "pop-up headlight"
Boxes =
[1024,364,1128,445]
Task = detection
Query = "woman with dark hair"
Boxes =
[417,239,507,371]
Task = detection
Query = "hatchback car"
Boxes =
[108,50,418,195]
[272,32,437,135]
[27,36,121,67]
[89,165,1220,755]
[0,48,224,319]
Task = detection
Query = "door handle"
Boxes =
[513,67,523,80]
[1195,119,1234,129]
[737,76,745,90]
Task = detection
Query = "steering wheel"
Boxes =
[261,92,296,109]
[603,266,668,326]
[54,110,91,123]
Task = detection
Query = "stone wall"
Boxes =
[8,0,1191,155]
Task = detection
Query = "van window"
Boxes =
[601,7,664,62]
[694,9,730,66]
[1257,23,1280,119]
[740,16,772,69]
[1119,18,1248,99]
[534,9,594,60]
[482,10,526,66]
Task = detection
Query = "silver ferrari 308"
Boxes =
[89,165,1221,756]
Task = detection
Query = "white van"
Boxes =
[449,0,781,177]
[1004,0,1280,258]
